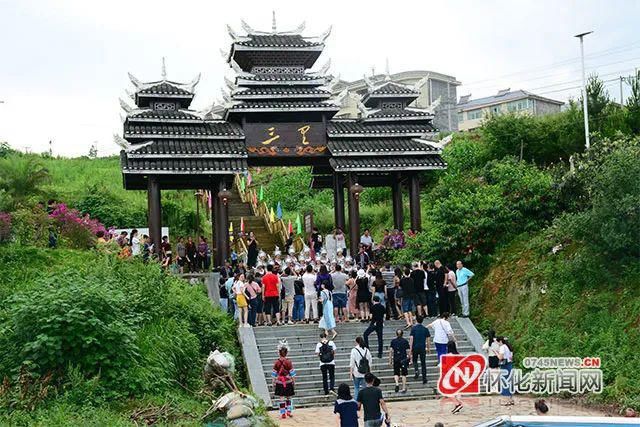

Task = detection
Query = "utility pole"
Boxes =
[575,31,593,150]
[620,76,624,105]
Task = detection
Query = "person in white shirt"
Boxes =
[302,264,318,322]
[427,313,455,365]
[349,336,372,401]
[335,228,347,256]
[315,332,337,395]
[359,229,374,252]
[131,229,141,256]
[497,336,514,406]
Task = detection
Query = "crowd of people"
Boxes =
[217,249,476,329]
[113,230,214,273]
[213,235,487,425]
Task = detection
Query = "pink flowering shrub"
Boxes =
[0,212,11,242]
[49,203,106,249]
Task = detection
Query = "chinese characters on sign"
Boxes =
[438,354,603,396]
[245,123,327,157]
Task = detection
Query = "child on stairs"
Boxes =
[272,340,296,419]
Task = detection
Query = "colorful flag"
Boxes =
[240,217,245,233]
[247,172,252,186]
[259,185,264,202]
[207,190,212,210]
[252,190,257,206]
[240,176,246,192]
[288,219,293,235]
[276,202,283,219]
[295,213,302,235]
[229,222,233,233]
[269,207,275,223]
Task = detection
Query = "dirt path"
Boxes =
[269,396,609,426]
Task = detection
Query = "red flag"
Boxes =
[288,219,293,235]
[247,172,252,186]
[240,217,245,233]
[252,190,257,206]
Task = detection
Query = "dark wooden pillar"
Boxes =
[409,173,422,231]
[347,173,360,257]
[211,181,220,266]
[214,178,230,267]
[147,175,162,255]
[391,173,404,231]
[333,174,346,232]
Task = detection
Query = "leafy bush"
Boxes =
[75,185,146,229]
[0,156,50,209]
[1,275,139,388]
[0,212,11,242]
[10,207,51,247]
[394,157,558,263]
[0,246,242,409]
[560,138,640,264]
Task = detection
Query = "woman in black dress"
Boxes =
[247,231,259,268]
[356,269,371,321]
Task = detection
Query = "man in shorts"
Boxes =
[261,264,282,325]
[389,329,410,393]
[331,264,349,322]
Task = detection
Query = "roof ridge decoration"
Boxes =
[127,59,201,94]
[227,16,330,41]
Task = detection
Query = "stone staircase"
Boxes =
[250,318,477,408]
[227,190,279,254]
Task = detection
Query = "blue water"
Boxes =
[476,417,640,427]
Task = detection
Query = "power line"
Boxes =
[463,57,640,93]
[462,41,640,86]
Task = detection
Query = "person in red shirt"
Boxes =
[262,264,282,326]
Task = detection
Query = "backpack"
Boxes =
[319,342,334,363]
[355,348,370,374]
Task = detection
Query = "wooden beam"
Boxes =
[392,173,404,231]
[147,175,162,256]
[333,174,345,232]
[347,173,360,257]
[409,173,422,231]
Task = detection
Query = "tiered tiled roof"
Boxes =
[120,67,246,183]
[224,19,338,120]
[317,75,445,181]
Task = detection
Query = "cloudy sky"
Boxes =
[0,0,638,157]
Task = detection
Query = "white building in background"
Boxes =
[332,70,462,132]
[457,89,564,131]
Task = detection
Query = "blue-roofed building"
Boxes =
[457,89,563,131]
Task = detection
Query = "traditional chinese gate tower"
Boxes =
[119,17,446,265]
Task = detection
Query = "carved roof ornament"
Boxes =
[384,58,391,82]
[229,58,253,77]
[231,15,318,37]
[412,75,430,94]
[113,134,130,150]
[119,98,133,114]
[319,59,331,75]
[240,19,254,34]
[363,74,375,92]
[128,72,144,89]
[224,75,236,91]
[199,102,224,120]
[272,10,277,33]
[127,60,200,95]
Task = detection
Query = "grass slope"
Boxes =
[474,232,640,409]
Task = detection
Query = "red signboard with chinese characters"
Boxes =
[244,123,327,157]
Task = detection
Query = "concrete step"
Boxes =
[268,387,439,408]
[267,372,439,390]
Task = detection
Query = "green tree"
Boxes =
[626,70,640,134]
[0,156,50,209]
